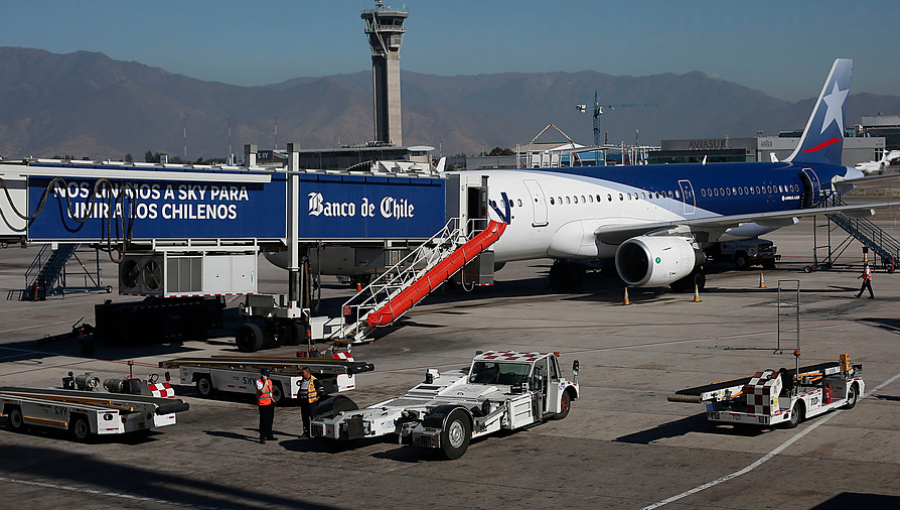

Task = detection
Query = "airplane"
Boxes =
[856,149,900,175]
[460,58,898,290]
[269,59,899,293]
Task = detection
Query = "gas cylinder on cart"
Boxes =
[824,384,832,404]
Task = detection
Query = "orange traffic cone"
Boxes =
[759,273,766,288]
[623,287,630,305]
[693,284,701,302]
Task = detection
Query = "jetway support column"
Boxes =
[287,144,304,320]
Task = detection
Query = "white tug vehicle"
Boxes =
[311,350,580,459]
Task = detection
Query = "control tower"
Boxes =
[361,1,408,146]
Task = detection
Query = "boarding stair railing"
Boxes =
[23,244,79,300]
[332,218,487,343]
[824,195,900,271]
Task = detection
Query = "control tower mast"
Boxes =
[361,1,408,146]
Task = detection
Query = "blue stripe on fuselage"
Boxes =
[537,161,850,216]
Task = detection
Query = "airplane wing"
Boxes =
[837,172,900,188]
[594,200,900,245]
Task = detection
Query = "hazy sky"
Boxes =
[2,0,898,102]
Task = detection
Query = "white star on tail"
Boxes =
[820,81,849,134]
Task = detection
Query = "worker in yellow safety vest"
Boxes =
[256,368,277,444]
[298,366,325,437]
[856,264,874,299]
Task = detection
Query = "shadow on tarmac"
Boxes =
[0,444,343,510]
[811,492,900,509]
[614,412,768,444]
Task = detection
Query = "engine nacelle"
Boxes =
[615,236,706,287]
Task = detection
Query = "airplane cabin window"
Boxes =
[701,189,706,197]
[675,190,681,199]
[714,188,719,197]
[641,192,646,199]
[596,194,602,202]
[726,188,731,196]
[589,195,594,203]
[627,194,632,201]
[582,195,586,203]
[518,199,523,207]
[619,193,624,201]
[574,196,579,204]
[668,190,674,198]
[608,194,612,202]
[549,197,555,205]
[566,196,571,204]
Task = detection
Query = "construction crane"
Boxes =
[576,91,657,146]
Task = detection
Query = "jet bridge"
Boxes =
[0,145,495,348]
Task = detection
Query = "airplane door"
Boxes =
[800,168,821,208]
[678,179,696,215]
[523,179,549,227]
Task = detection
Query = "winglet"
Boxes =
[784,59,852,166]
[435,157,446,173]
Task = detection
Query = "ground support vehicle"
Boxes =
[311,350,579,459]
[709,238,779,270]
[94,296,225,345]
[158,355,374,404]
[668,353,863,428]
[0,386,190,441]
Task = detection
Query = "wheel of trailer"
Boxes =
[276,321,303,346]
[271,382,284,405]
[70,415,91,442]
[804,266,813,273]
[552,391,572,420]
[440,408,472,460]
[7,406,25,432]
[235,323,264,352]
[196,375,214,398]
[785,401,805,429]
[734,252,750,271]
[842,383,859,409]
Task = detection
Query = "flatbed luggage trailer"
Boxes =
[311,350,579,459]
[669,353,863,428]
[158,356,374,404]
[0,386,190,441]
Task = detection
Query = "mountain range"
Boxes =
[1,47,898,161]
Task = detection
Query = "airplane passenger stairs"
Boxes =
[815,196,900,271]
[23,244,79,301]
[19,244,109,301]
[332,219,506,343]
[826,212,900,270]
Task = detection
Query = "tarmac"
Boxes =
[1,193,899,510]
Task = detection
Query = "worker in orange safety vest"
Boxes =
[856,263,874,299]
[298,366,325,438]
[256,368,277,444]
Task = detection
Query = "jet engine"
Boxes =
[615,236,706,287]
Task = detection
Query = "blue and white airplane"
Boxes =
[470,58,897,289]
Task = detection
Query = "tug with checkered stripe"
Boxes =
[311,350,579,460]
[668,353,863,428]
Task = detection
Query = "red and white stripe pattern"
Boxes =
[332,352,354,362]
[475,351,546,363]
[148,382,175,398]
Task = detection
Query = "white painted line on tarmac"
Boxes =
[641,370,900,510]
[0,475,232,510]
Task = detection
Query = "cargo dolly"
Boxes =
[0,386,190,441]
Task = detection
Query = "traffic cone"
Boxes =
[693,284,701,302]
[759,273,766,288]
[623,287,630,305]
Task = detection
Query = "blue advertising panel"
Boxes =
[27,174,287,241]
[298,174,446,240]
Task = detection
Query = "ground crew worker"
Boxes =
[298,366,324,437]
[856,263,874,299]
[256,368,276,444]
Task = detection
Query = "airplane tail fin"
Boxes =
[784,59,852,165]
[435,157,447,173]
